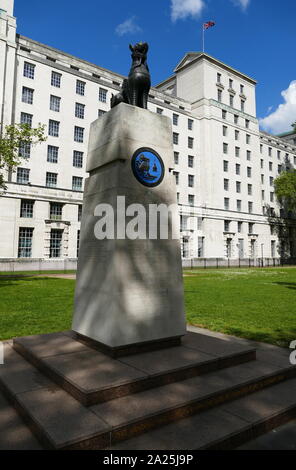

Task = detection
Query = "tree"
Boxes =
[0,123,46,190]
[274,170,296,212]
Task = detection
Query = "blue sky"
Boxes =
[13,0,296,134]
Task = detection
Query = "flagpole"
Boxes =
[202,24,205,53]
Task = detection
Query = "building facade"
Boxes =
[1,0,296,268]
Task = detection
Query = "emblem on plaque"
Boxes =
[131,148,165,187]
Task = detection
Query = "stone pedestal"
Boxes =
[72,103,186,355]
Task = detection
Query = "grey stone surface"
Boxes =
[0,391,43,450]
[182,331,253,357]
[42,349,148,392]
[238,419,296,450]
[72,103,186,348]
[16,387,110,448]
[14,332,89,358]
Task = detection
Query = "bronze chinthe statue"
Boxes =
[111,42,151,110]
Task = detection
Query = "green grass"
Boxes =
[184,267,296,348]
[0,268,295,347]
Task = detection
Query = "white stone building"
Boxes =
[0,0,296,269]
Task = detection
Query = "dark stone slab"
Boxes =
[182,332,252,357]
[15,387,110,449]
[14,332,89,358]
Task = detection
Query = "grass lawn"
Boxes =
[0,267,295,347]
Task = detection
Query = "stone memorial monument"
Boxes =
[72,42,186,356]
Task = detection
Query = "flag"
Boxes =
[203,21,215,30]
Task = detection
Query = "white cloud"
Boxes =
[171,0,205,22]
[115,16,142,36]
[259,81,296,134]
[231,0,250,10]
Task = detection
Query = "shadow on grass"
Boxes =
[0,276,73,288]
[274,282,296,290]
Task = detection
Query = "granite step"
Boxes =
[1,342,295,450]
[13,331,256,406]
[110,378,296,450]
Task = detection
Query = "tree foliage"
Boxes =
[0,123,46,190]
[274,170,296,212]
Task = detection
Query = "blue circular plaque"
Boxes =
[131,148,165,187]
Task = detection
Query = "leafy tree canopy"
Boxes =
[274,170,296,212]
[0,123,46,190]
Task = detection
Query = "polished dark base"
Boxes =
[72,331,182,358]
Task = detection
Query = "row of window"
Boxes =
[16,168,83,190]
[19,199,82,221]
[18,227,80,258]
[19,143,84,168]
[222,109,250,129]
[224,198,254,213]
[23,62,108,102]
[174,152,194,167]
[217,88,246,112]
[173,133,194,149]
[173,172,195,187]
[223,161,253,177]
[260,143,294,161]
[224,179,254,195]
[222,125,251,144]
[222,142,252,160]
[217,74,245,96]
[224,220,255,234]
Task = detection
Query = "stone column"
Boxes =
[72,103,186,355]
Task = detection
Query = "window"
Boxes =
[23,62,35,79]
[46,172,57,188]
[72,176,83,191]
[50,229,63,258]
[260,159,264,169]
[238,222,243,233]
[237,200,242,212]
[236,164,240,175]
[246,150,251,161]
[222,110,227,120]
[17,168,30,184]
[173,114,179,126]
[218,89,222,102]
[51,71,61,88]
[260,144,263,154]
[270,176,274,186]
[156,108,163,115]
[229,79,233,89]
[20,200,34,218]
[73,150,83,168]
[75,103,85,119]
[235,130,239,140]
[248,184,252,196]
[188,119,193,130]
[224,179,229,191]
[271,240,276,257]
[188,155,194,168]
[48,119,60,137]
[224,198,229,210]
[236,181,241,193]
[278,164,282,173]
[78,205,82,222]
[47,145,59,163]
[245,119,250,129]
[261,174,264,184]
[277,150,281,159]
[223,143,228,154]
[74,126,84,142]
[18,227,33,258]
[76,80,85,96]
[173,171,179,185]
[22,87,34,104]
[248,223,254,234]
[174,152,179,165]
[173,132,179,145]
[248,201,253,213]
[99,88,107,102]
[50,202,63,220]
[188,137,194,149]
[268,147,272,157]
[241,100,245,112]
[246,134,251,144]
[269,162,273,171]
[262,190,265,200]
[240,84,244,94]
[235,146,240,157]
[270,192,274,202]
[98,109,106,117]
[223,125,228,137]
[247,167,252,177]
[224,220,230,232]
[188,195,194,206]
[50,95,61,112]
[176,192,180,203]
[188,175,194,187]
[217,73,221,83]
[234,115,239,124]
[229,94,234,107]
[19,142,31,159]
[20,112,33,127]
[223,160,229,172]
